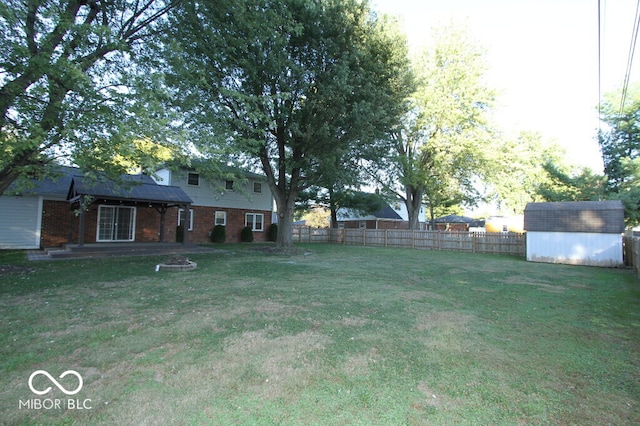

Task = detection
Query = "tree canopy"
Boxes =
[0,0,182,194]
[375,24,495,229]
[167,0,411,247]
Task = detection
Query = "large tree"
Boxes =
[486,131,570,214]
[599,83,640,191]
[377,25,495,229]
[167,0,410,248]
[0,0,182,194]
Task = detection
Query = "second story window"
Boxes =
[253,182,262,194]
[187,172,200,186]
[225,180,234,190]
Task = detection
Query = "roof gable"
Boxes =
[524,201,624,233]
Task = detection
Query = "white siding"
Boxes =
[0,196,42,249]
[169,170,272,211]
[152,169,172,186]
[526,231,623,267]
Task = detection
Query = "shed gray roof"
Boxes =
[523,200,624,234]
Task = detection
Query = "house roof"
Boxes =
[372,204,403,220]
[435,214,474,224]
[7,166,77,199]
[68,174,193,205]
[523,200,625,234]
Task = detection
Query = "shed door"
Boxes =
[97,206,136,242]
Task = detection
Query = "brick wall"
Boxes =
[41,200,77,248]
[183,206,272,243]
[40,201,272,246]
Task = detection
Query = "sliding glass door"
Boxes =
[97,206,136,242]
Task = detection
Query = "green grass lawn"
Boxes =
[1,244,639,425]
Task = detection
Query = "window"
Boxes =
[359,221,367,229]
[97,206,136,242]
[253,181,262,194]
[245,213,264,231]
[225,180,234,190]
[338,222,345,229]
[178,208,194,231]
[187,172,199,186]
[214,211,227,226]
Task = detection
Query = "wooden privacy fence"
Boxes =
[292,227,526,257]
[623,236,640,277]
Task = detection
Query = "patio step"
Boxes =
[39,243,217,259]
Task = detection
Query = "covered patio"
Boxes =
[67,173,193,246]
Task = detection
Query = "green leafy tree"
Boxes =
[487,131,569,214]
[537,162,607,202]
[167,0,410,248]
[599,83,640,191]
[609,157,640,224]
[378,24,496,229]
[0,0,183,194]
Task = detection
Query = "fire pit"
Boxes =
[156,255,197,272]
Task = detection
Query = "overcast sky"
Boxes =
[372,0,639,172]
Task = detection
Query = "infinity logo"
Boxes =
[28,370,83,396]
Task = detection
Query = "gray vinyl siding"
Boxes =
[0,196,42,249]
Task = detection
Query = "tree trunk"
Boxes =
[329,186,338,228]
[403,184,423,230]
[275,196,296,248]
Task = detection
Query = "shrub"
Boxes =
[211,225,226,243]
[240,226,254,242]
[267,223,278,242]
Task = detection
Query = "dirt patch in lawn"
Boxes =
[502,275,567,293]
[212,330,330,399]
[413,310,474,332]
[0,264,34,276]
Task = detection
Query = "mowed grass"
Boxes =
[0,244,639,425]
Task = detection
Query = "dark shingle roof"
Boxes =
[435,214,474,224]
[372,204,403,220]
[69,174,192,205]
[524,200,624,234]
[7,166,77,199]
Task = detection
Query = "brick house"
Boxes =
[0,166,274,249]
[336,199,427,230]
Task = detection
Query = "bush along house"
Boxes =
[0,165,274,249]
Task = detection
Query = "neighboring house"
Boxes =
[434,214,480,231]
[336,199,427,230]
[0,165,274,249]
[485,215,524,233]
[523,200,625,267]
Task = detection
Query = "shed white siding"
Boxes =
[526,231,623,267]
[0,196,43,249]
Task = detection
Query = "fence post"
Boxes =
[635,238,640,277]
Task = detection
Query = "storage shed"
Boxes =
[523,200,625,267]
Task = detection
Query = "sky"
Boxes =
[372,0,640,172]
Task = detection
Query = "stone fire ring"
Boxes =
[156,261,197,272]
